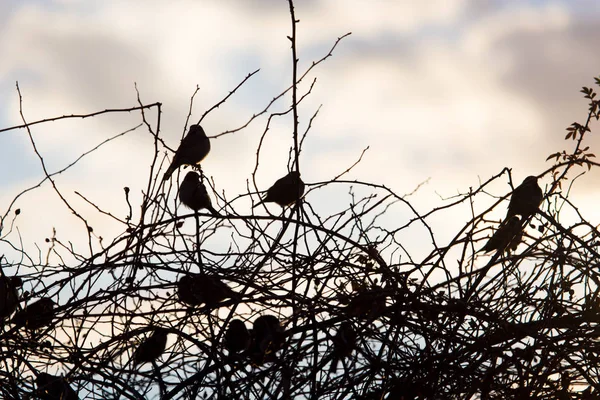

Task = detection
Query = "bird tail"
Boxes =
[163,163,176,181]
[208,206,220,217]
[329,356,340,373]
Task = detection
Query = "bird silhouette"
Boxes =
[132,327,169,365]
[505,176,543,220]
[163,124,211,181]
[249,315,284,365]
[12,297,55,330]
[178,171,219,216]
[0,276,22,321]
[224,319,251,354]
[36,372,78,400]
[481,216,523,253]
[253,171,305,208]
[329,322,357,373]
[345,286,387,319]
[177,274,238,308]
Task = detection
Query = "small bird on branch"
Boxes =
[163,124,211,181]
[132,327,169,365]
[481,216,523,253]
[0,276,22,321]
[225,319,251,354]
[36,372,79,400]
[505,175,543,220]
[249,315,284,365]
[12,297,55,330]
[329,322,357,373]
[177,274,239,308]
[344,285,387,319]
[178,171,219,216]
[253,171,305,208]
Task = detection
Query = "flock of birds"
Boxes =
[0,124,543,399]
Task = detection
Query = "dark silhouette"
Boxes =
[253,171,305,208]
[481,216,523,253]
[0,276,22,321]
[12,298,55,330]
[224,319,251,354]
[177,274,238,308]
[163,125,211,181]
[344,286,387,319]
[249,315,284,365]
[132,328,169,365]
[329,322,357,372]
[178,171,219,216]
[36,372,78,400]
[505,176,543,220]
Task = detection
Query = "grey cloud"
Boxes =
[496,20,600,153]
[28,31,156,110]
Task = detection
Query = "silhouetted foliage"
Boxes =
[1,1,600,399]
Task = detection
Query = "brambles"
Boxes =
[1,2,599,399]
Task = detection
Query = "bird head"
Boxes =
[153,327,170,338]
[523,176,538,185]
[40,298,56,309]
[189,124,206,137]
[229,319,248,332]
[506,216,521,227]
[183,171,200,183]
[8,276,23,288]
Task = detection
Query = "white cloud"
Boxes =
[1,0,599,252]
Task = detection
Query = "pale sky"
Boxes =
[1,0,599,255]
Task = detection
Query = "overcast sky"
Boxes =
[1,0,599,256]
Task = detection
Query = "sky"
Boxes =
[0,0,599,257]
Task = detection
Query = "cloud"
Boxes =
[1,0,599,251]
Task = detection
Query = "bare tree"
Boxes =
[1,1,600,399]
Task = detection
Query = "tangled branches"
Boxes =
[1,2,600,399]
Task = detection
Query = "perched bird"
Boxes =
[12,298,55,330]
[132,327,169,365]
[505,176,543,220]
[178,171,218,216]
[224,319,251,354]
[345,287,387,319]
[177,274,204,306]
[249,315,284,365]
[163,124,211,181]
[253,171,305,208]
[36,372,78,400]
[329,322,357,373]
[177,274,238,308]
[0,276,22,321]
[481,216,523,253]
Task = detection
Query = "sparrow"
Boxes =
[329,322,357,372]
[0,276,22,321]
[12,297,55,330]
[505,176,543,220]
[177,274,238,308]
[132,327,169,365]
[249,315,284,365]
[178,171,219,216]
[481,216,523,253]
[253,171,305,208]
[224,319,251,354]
[163,124,211,181]
[345,287,387,319]
[36,372,78,400]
